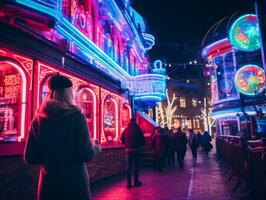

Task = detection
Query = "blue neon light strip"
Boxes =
[16,0,62,17]
[134,96,163,101]
[134,92,166,97]
[211,106,266,119]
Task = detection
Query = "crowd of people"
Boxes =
[151,127,213,171]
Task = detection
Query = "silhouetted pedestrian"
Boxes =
[202,131,212,155]
[188,129,198,159]
[173,127,188,169]
[165,127,175,168]
[24,74,99,200]
[152,128,169,172]
[121,118,145,188]
[197,131,202,147]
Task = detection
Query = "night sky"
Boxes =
[132,0,254,64]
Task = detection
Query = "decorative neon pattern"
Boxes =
[152,60,165,74]
[111,98,119,141]
[123,103,132,119]
[142,33,155,50]
[101,96,119,142]
[229,14,261,52]
[234,64,265,95]
[1,61,27,142]
[202,38,230,58]
[130,74,166,101]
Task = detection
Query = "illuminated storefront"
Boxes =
[202,13,266,137]
[0,0,166,154]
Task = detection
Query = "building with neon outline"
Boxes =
[202,13,266,137]
[0,0,166,161]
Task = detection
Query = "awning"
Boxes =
[136,111,158,137]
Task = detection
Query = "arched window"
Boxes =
[0,61,27,142]
[102,96,118,143]
[76,88,97,139]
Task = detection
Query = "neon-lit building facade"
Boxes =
[202,13,266,137]
[0,0,166,154]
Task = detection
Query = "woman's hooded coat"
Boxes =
[24,99,94,200]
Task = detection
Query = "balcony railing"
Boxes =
[129,74,166,101]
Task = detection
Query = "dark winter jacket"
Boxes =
[152,132,169,157]
[121,122,145,151]
[24,100,94,200]
[173,131,188,155]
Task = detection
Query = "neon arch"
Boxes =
[0,60,27,142]
[76,87,97,139]
[101,96,119,142]
[123,103,132,120]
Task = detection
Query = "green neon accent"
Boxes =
[234,64,265,96]
[229,14,261,52]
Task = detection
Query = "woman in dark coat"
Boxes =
[24,75,95,200]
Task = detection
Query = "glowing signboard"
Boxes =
[229,14,261,51]
[234,65,265,95]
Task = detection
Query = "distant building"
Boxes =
[160,64,209,132]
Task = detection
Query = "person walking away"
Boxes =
[188,129,198,159]
[152,128,169,172]
[24,74,100,200]
[202,131,212,155]
[196,131,202,147]
[121,118,145,188]
[165,127,175,168]
[173,127,188,169]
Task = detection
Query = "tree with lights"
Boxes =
[201,97,215,135]
[156,89,177,128]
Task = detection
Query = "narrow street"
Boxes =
[92,147,249,200]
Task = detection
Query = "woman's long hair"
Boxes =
[38,87,74,114]
[46,87,74,106]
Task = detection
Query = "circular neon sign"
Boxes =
[229,14,261,51]
[234,64,265,95]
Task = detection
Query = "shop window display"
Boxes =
[103,97,118,143]
[76,88,96,139]
[0,62,24,142]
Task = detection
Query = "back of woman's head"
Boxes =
[47,87,74,105]
[47,74,73,105]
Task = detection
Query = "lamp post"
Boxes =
[255,0,266,78]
